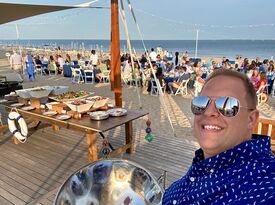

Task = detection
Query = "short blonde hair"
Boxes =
[203,69,257,109]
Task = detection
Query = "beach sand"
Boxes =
[0,46,274,138]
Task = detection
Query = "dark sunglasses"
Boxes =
[191,96,254,117]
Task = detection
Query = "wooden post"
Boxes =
[52,125,60,132]
[110,0,122,107]
[86,131,98,162]
[125,121,133,154]
[0,124,8,139]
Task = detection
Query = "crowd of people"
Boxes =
[7,47,275,204]
[8,47,275,100]
[120,48,275,99]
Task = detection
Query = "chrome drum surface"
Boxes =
[54,159,163,205]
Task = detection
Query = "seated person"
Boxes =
[147,66,165,93]
[194,70,205,96]
[250,69,260,88]
[168,66,190,94]
[162,69,275,205]
[48,55,57,74]
[255,71,267,93]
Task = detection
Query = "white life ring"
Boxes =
[8,111,28,143]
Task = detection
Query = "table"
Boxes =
[3,103,148,162]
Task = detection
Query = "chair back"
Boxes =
[253,118,275,152]
[84,69,94,84]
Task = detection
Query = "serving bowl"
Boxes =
[29,87,52,98]
[65,101,94,113]
[54,159,164,205]
[86,96,109,109]
[16,86,53,99]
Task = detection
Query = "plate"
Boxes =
[21,106,35,111]
[89,111,109,120]
[56,115,71,121]
[108,108,127,117]
[0,99,8,103]
[43,111,57,116]
[10,103,24,107]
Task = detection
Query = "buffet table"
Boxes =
[2,103,148,162]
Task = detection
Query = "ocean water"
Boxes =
[1,39,275,60]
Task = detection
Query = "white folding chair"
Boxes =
[72,68,84,84]
[84,69,94,84]
[174,78,190,96]
[35,64,44,76]
[100,70,110,83]
[257,84,268,105]
[150,79,164,96]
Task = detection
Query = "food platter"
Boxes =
[43,111,58,116]
[86,96,109,108]
[49,91,93,102]
[89,111,109,120]
[21,106,35,111]
[10,103,24,107]
[56,114,71,121]
[107,108,127,117]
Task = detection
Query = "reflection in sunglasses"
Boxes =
[191,96,242,117]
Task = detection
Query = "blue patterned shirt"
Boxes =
[162,135,275,205]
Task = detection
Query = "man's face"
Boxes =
[193,75,258,158]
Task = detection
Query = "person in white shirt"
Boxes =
[10,50,23,74]
[57,55,65,74]
[90,50,98,68]
[149,48,157,63]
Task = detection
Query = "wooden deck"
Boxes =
[0,105,198,205]
[0,58,274,204]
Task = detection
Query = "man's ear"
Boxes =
[247,110,259,130]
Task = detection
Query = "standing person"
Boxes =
[172,51,180,69]
[149,48,157,64]
[162,69,275,205]
[9,50,23,74]
[25,51,35,81]
[90,50,98,69]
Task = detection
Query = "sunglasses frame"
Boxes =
[191,95,254,117]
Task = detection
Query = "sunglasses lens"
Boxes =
[215,96,240,117]
[191,96,210,115]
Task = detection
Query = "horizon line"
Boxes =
[1,38,275,41]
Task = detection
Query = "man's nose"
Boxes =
[203,100,220,117]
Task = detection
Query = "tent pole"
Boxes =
[110,0,122,107]
[195,29,199,59]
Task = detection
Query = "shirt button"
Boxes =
[173,200,177,204]
[210,169,214,173]
[190,177,195,182]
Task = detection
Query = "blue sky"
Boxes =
[0,0,275,40]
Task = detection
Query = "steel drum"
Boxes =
[54,159,164,205]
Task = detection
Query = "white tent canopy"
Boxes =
[0,2,107,25]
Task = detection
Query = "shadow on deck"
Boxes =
[0,119,198,205]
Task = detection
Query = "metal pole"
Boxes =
[15,24,22,55]
[110,0,122,107]
[195,29,199,59]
